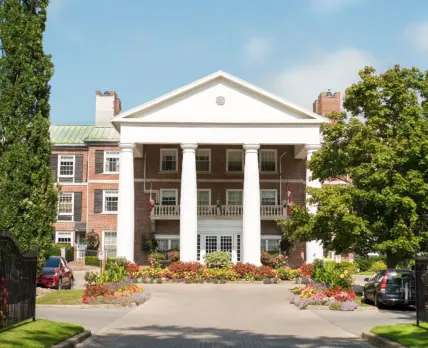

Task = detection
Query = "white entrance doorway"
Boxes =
[197,220,242,263]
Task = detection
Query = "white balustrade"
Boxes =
[151,205,285,218]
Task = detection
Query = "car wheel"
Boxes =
[68,277,74,289]
[57,277,62,290]
[374,293,382,309]
[362,290,367,304]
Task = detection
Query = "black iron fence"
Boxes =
[0,231,38,330]
[415,253,428,325]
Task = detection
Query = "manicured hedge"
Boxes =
[355,256,386,272]
[85,256,100,266]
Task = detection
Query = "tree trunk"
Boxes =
[386,251,400,269]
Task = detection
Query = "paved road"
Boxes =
[78,283,373,348]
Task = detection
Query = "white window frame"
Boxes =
[58,154,75,181]
[197,189,211,206]
[154,234,180,251]
[160,189,178,206]
[261,235,281,252]
[103,189,119,213]
[260,189,277,205]
[55,231,74,244]
[226,149,244,172]
[226,189,243,206]
[57,192,74,220]
[102,230,117,258]
[104,150,120,174]
[259,149,277,173]
[196,149,211,172]
[160,148,178,172]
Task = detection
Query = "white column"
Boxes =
[305,144,324,263]
[117,143,135,262]
[179,143,198,262]
[242,144,261,265]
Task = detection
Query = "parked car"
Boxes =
[37,256,74,290]
[363,269,415,308]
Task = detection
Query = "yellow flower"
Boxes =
[340,274,345,279]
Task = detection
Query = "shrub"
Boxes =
[204,251,232,268]
[106,257,128,268]
[338,261,357,275]
[272,255,287,269]
[299,263,315,278]
[355,256,386,272]
[232,263,257,277]
[85,230,99,250]
[261,251,273,266]
[168,262,205,277]
[329,300,342,311]
[148,252,165,268]
[167,250,180,262]
[85,256,100,266]
[370,261,387,272]
[84,271,99,284]
[125,263,140,277]
[255,266,276,280]
[275,267,298,280]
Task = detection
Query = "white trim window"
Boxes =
[160,189,178,206]
[260,149,277,172]
[104,151,120,173]
[58,155,75,182]
[103,190,118,213]
[261,236,281,253]
[103,231,117,258]
[58,192,74,221]
[155,235,180,252]
[160,149,178,172]
[196,149,211,172]
[226,190,243,206]
[226,149,244,172]
[260,190,277,205]
[56,231,73,244]
[197,189,211,206]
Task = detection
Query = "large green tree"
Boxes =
[280,66,428,267]
[0,0,57,267]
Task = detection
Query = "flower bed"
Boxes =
[137,262,299,283]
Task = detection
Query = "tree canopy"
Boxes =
[0,0,57,267]
[280,66,428,267]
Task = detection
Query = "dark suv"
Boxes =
[363,269,415,308]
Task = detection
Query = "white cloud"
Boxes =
[404,20,428,51]
[309,0,357,13]
[242,37,273,63]
[264,48,375,110]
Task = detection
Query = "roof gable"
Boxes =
[112,71,327,128]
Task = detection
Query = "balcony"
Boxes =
[150,205,287,220]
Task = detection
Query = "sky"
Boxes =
[45,0,428,124]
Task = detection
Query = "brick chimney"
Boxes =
[95,90,122,124]
[313,90,340,116]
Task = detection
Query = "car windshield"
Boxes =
[44,257,60,268]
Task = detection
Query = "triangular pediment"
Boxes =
[113,71,327,127]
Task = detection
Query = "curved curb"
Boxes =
[52,330,91,348]
[362,331,406,348]
[37,303,143,309]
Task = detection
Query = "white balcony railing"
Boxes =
[151,205,286,219]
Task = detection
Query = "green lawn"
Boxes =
[0,319,83,348]
[356,271,375,276]
[36,290,83,305]
[371,323,428,348]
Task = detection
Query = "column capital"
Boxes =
[243,144,260,152]
[181,143,198,152]
[306,144,321,154]
[119,143,135,151]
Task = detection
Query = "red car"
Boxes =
[37,256,74,290]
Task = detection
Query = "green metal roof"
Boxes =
[50,125,119,145]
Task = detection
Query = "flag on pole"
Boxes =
[287,184,292,216]
[149,182,155,213]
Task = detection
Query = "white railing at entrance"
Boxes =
[151,205,285,219]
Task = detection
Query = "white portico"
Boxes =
[112,71,327,264]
